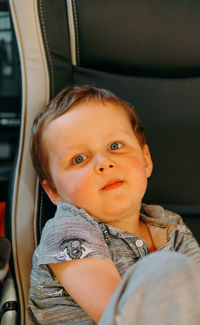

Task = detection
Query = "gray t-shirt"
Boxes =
[27,202,200,325]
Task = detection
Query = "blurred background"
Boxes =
[0,0,21,235]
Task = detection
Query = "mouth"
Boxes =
[101,179,124,191]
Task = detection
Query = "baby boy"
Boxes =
[28,85,200,325]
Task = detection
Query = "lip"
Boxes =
[101,179,124,191]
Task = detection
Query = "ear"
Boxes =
[143,144,153,178]
[42,180,61,206]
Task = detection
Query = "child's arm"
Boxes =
[49,257,121,323]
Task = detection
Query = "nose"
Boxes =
[94,154,115,174]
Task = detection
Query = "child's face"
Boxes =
[42,100,153,225]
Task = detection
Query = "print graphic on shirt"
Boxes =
[51,288,67,297]
[56,238,93,261]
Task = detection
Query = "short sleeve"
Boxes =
[37,202,111,266]
[171,218,200,263]
[142,204,200,263]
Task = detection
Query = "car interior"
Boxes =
[0,0,200,324]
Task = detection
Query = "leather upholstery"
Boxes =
[37,0,200,217]
[8,0,200,324]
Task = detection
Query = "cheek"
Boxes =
[123,155,148,185]
[122,155,146,173]
[63,168,94,203]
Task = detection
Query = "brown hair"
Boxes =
[30,85,146,188]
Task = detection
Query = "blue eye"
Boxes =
[73,155,87,164]
[109,142,122,150]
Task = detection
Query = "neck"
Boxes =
[106,206,141,235]
[107,213,156,253]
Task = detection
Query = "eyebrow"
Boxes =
[56,129,134,165]
[57,144,85,165]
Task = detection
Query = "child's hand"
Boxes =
[49,257,121,322]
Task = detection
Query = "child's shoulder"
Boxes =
[34,201,111,266]
[141,203,182,226]
[42,201,101,237]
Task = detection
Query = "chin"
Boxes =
[102,203,136,219]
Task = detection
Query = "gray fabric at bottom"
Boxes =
[99,252,200,325]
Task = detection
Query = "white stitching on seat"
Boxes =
[72,0,80,66]
[38,0,55,97]
[39,185,43,238]
[33,177,40,248]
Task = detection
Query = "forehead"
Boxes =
[42,100,134,155]
[46,100,132,134]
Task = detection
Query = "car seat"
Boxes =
[1,0,200,323]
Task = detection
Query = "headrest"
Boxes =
[74,0,200,76]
